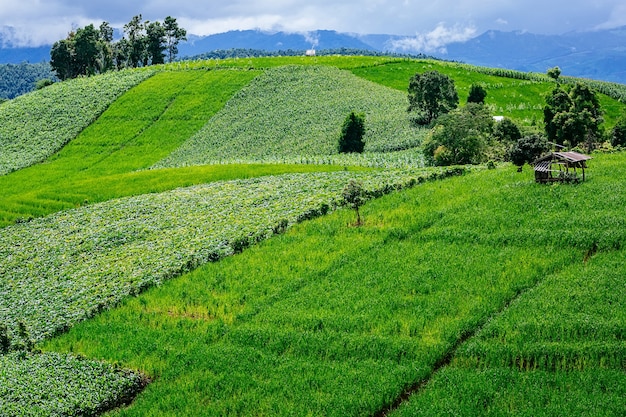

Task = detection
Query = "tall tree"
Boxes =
[74,24,100,75]
[98,22,115,72]
[164,16,187,62]
[407,70,458,125]
[338,111,366,153]
[50,36,75,80]
[124,15,146,68]
[146,21,167,65]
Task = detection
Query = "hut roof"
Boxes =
[533,151,592,165]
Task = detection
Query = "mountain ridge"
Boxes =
[1,26,625,83]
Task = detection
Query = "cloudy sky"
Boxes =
[1,0,626,48]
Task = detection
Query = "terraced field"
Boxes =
[1,55,625,416]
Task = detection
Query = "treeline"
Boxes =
[186,47,439,61]
[0,63,57,100]
[50,15,186,80]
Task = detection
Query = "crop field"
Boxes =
[154,65,426,168]
[1,55,625,416]
[0,70,153,175]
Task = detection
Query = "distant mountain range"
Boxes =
[2,27,626,84]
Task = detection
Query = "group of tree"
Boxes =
[50,15,186,80]
[407,71,548,165]
[407,68,621,170]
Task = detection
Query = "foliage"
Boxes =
[493,117,522,144]
[0,170,435,345]
[0,352,145,417]
[422,103,493,165]
[467,83,487,104]
[342,179,366,225]
[547,66,562,83]
[50,16,186,79]
[0,63,58,100]
[407,70,459,125]
[610,115,626,147]
[544,83,603,147]
[509,134,550,169]
[0,70,153,176]
[155,65,423,167]
[338,111,366,153]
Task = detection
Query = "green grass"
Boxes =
[40,153,626,415]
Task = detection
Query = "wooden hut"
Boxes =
[532,151,592,183]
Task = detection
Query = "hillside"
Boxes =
[0,56,625,416]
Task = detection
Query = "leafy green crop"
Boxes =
[0,70,154,176]
[0,352,145,416]
[0,169,447,345]
[155,65,426,167]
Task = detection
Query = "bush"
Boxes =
[610,116,626,147]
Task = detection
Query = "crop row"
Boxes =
[0,169,459,346]
[0,70,154,176]
[155,65,423,168]
[0,351,145,417]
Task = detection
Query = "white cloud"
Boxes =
[390,23,477,54]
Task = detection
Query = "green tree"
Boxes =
[50,36,75,80]
[547,66,561,83]
[422,103,493,166]
[493,117,522,144]
[146,21,167,65]
[98,22,115,73]
[544,83,602,148]
[611,115,626,147]
[407,70,459,125]
[164,16,187,62]
[342,179,366,226]
[74,24,100,75]
[124,15,146,68]
[338,111,366,153]
[467,83,487,104]
[509,134,549,171]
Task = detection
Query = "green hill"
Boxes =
[0,56,625,416]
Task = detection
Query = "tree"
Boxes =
[422,103,493,166]
[509,134,549,171]
[611,115,626,147]
[146,21,167,65]
[342,179,366,226]
[50,37,75,80]
[164,16,187,62]
[407,70,458,125]
[124,15,146,68]
[493,117,522,144]
[74,24,100,75]
[98,22,115,73]
[544,83,603,148]
[547,66,561,83]
[467,83,487,104]
[338,111,366,153]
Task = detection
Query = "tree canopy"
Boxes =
[543,83,603,148]
[467,83,487,104]
[338,111,366,153]
[407,70,458,125]
[50,16,186,80]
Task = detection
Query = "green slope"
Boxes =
[154,65,426,167]
[41,153,626,416]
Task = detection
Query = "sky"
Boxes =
[1,0,626,49]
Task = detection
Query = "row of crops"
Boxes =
[0,168,468,416]
[154,65,426,168]
[0,70,154,176]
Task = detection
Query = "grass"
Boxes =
[42,153,626,415]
